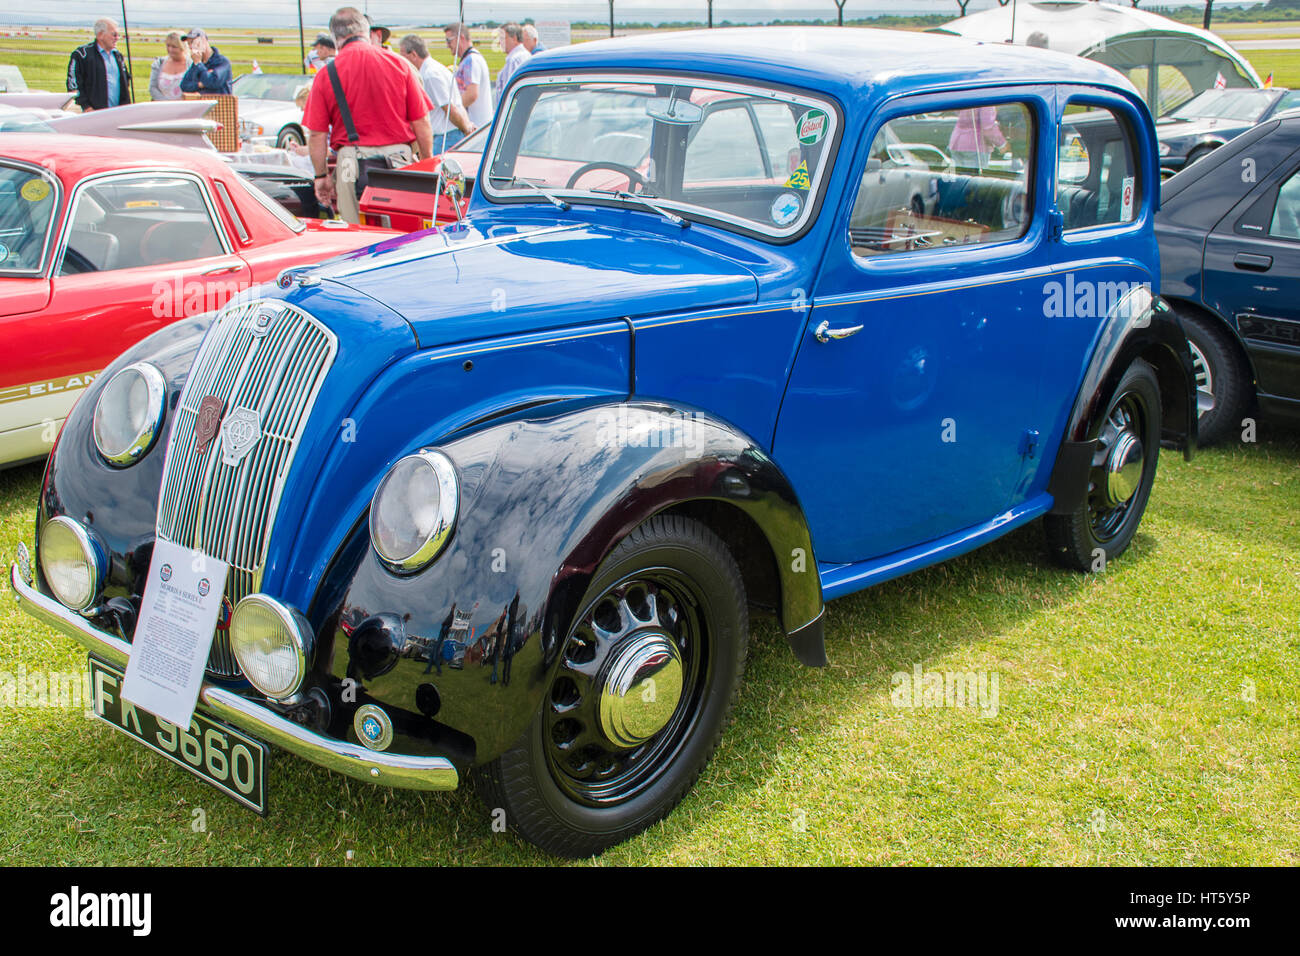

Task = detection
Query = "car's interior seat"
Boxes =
[63,229,120,272]
[1058,185,1099,230]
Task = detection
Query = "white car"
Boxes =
[233,72,312,148]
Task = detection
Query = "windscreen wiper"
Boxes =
[594,189,689,228]
[489,175,570,210]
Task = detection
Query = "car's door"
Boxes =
[773,89,1054,565]
[27,170,249,423]
[1202,153,1300,409]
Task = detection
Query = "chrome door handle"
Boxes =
[814,320,864,343]
[202,264,245,276]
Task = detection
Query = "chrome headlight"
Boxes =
[369,450,459,574]
[92,362,166,467]
[229,594,313,700]
[39,516,107,612]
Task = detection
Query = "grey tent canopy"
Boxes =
[935,1,1262,117]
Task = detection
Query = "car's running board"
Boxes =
[817,494,1054,602]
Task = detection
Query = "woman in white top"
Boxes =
[149,32,190,101]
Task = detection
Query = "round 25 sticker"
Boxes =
[796,108,828,146]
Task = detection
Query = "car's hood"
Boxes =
[297,217,760,349]
[1156,116,1250,145]
[238,99,300,122]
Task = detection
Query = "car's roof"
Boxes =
[521,26,1141,107]
[0,132,226,182]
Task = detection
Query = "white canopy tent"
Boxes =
[935,1,1262,117]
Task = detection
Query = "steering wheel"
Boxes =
[564,161,648,192]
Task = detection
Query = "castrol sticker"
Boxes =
[796,108,828,146]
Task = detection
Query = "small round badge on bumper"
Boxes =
[354,704,394,752]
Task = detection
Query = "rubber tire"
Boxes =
[1183,144,1218,170]
[1176,305,1250,447]
[471,514,748,858]
[277,126,305,149]
[1046,360,1161,572]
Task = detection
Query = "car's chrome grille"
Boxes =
[156,299,337,678]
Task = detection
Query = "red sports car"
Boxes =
[0,133,397,467]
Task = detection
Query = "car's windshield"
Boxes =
[233,73,311,102]
[0,105,55,133]
[0,162,59,274]
[1170,89,1278,123]
[484,76,838,238]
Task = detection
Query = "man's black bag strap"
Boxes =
[325,60,359,144]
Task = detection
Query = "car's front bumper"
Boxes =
[10,562,460,793]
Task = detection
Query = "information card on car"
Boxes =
[122,539,228,728]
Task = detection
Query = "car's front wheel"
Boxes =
[1046,360,1161,571]
[277,126,305,149]
[473,514,747,857]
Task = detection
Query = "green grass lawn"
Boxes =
[2,420,1297,865]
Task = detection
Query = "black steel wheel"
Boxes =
[472,514,747,858]
[1046,360,1161,571]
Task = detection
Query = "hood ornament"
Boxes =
[195,395,225,455]
[219,406,263,466]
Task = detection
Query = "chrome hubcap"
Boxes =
[597,631,683,746]
[1088,391,1149,542]
[1187,340,1215,417]
[1104,431,1144,507]
[544,573,706,807]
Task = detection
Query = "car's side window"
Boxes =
[1275,90,1300,113]
[849,102,1033,258]
[1269,167,1300,241]
[1057,104,1139,232]
[60,176,225,276]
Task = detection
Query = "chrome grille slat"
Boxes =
[156,300,337,679]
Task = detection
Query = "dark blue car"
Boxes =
[1157,87,1300,176]
[1157,109,1300,444]
[16,28,1196,856]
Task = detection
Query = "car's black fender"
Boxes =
[321,400,825,767]
[1047,290,1196,515]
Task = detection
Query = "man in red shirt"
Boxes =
[304,6,433,223]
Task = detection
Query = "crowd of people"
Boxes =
[67,17,234,109]
[64,8,545,222]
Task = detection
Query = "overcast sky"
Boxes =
[2,0,1227,29]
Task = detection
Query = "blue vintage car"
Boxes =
[15,28,1196,857]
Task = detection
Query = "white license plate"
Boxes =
[89,657,266,813]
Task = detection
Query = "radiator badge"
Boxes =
[194,395,226,455]
[220,406,262,466]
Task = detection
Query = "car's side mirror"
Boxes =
[438,157,466,203]
[436,157,466,226]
